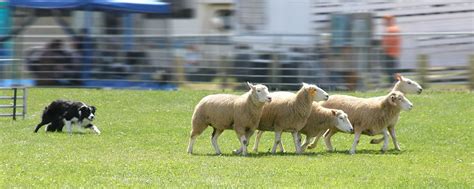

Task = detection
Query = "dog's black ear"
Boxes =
[90,106,96,113]
[79,106,88,112]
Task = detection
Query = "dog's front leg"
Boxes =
[65,120,73,134]
[88,124,101,135]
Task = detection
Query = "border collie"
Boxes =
[34,100,101,135]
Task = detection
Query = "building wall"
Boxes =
[312,0,474,68]
[144,0,233,35]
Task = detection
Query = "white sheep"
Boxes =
[392,73,423,94]
[255,83,329,154]
[300,104,354,151]
[368,73,422,145]
[253,102,354,153]
[321,91,413,154]
[187,82,272,156]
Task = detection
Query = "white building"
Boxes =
[312,0,474,68]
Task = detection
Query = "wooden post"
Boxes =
[469,55,474,90]
[271,53,280,89]
[220,55,229,89]
[175,56,187,87]
[417,54,429,88]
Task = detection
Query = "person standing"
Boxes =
[382,15,401,83]
[38,39,72,85]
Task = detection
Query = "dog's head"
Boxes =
[79,105,96,121]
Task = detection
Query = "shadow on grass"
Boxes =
[34,131,93,135]
[190,148,406,158]
[328,149,406,155]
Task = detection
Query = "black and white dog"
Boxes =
[34,100,101,134]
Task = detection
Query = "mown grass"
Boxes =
[0,88,472,188]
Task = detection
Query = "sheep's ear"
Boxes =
[302,82,309,87]
[395,73,403,81]
[331,109,337,116]
[246,82,255,90]
[309,87,316,96]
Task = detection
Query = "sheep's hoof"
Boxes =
[380,149,387,153]
[394,145,401,151]
[370,139,379,144]
[232,149,241,155]
[349,150,356,155]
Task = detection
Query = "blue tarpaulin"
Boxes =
[9,0,171,14]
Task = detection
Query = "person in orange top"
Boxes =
[382,15,401,83]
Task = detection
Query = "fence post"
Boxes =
[220,55,229,88]
[470,55,474,90]
[417,54,429,88]
[22,88,26,119]
[175,56,187,86]
[12,88,17,121]
[271,53,279,88]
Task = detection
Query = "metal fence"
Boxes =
[1,25,473,90]
[0,87,26,120]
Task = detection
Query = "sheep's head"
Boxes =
[395,73,423,94]
[302,82,329,101]
[332,109,353,133]
[388,91,413,111]
[247,82,272,103]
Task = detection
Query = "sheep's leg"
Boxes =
[252,130,264,152]
[381,127,389,153]
[324,129,337,152]
[292,131,302,154]
[187,137,197,154]
[349,130,362,154]
[301,135,315,152]
[304,134,320,150]
[238,135,249,156]
[211,128,224,155]
[245,130,254,146]
[370,136,384,144]
[297,132,302,146]
[388,125,401,151]
[278,140,285,153]
[271,131,283,154]
[307,132,323,150]
[233,128,254,155]
[187,125,205,154]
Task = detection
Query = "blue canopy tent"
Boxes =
[3,0,175,89]
[9,0,170,13]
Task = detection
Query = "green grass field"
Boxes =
[0,88,472,188]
